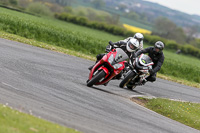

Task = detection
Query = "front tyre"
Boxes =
[119,70,135,88]
[87,70,106,87]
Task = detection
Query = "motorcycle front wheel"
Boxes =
[119,70,136,88]
[87,70,106,87]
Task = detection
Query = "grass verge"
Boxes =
[132,97,200,130]
[0,30,199,89]
[0,30,95,61]
[0,104,80,133]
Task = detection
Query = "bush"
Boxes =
[165,40,180,50]
[180,44,200,58]
[144,35,166,45]
[27,2,52,16]
[55,12,126,36]
[76,16,88,26]
[9,0,18,5]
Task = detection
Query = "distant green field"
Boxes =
[73,0,153,31]
[0,7,199,84]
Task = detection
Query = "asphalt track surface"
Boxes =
[0,38,200,133]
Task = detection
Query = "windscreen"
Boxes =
[139,54,153,65]
[114,48,129,63]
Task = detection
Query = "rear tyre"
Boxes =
[119,70,135,88]
[87,70,106,87]
[126,83,136,90]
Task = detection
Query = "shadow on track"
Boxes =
[83,83,145,99]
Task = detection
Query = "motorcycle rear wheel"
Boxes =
[119,70,136,88]
[126,83,136,90]
[87,70,106,87]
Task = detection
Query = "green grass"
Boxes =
[144,98,200,130]
[163,49,200,67]
[0,6,200,86]
[161,50,200,83]
[0,104,80,133]
[0,7,123,56]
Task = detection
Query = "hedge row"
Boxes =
[55,12,200,59]
[55,13,133,37]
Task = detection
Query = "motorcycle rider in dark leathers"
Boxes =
[134,41,165,84]
[88,33,144,79]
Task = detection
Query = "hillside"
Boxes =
[104,0,200,29]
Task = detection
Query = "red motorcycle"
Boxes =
[86,43,129,87]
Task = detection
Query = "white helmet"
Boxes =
[133,33,144,43]
[126,38,139,52]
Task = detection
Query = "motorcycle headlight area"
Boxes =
[108,54,114,64]
[113,63,123,69]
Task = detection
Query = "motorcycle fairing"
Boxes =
[139,54,154,67]
[88,48,127,85]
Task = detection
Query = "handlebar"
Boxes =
[109,41,114,46]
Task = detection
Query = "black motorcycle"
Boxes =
[119,54,154,89]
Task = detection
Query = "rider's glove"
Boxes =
[105,45,112,53]
[149,69,155,75]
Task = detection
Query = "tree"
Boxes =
[0,0,9,5]
[9,0,18,5]
[186,25,199,43]
[124,11,139,20]
[55,0,74,6]
[27,2,52,16]
[118,4,127,12]
[49,3,64,13]
[18,0,30,8]
[91,0,105,9]
[105,14,120,25]
[191,38,200,49]
[152,17,186,44]
[64,6,72,13]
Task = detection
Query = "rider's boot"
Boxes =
[141,79,147,85]
[115,72,122,80]
[104,82,109,86]
[88,57,101,70]
[88,65,94,70]
[136,78,147,85]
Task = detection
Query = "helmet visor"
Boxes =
[135,36,143,43]
[128,41,136,50]
[155,48,161,53]
[155,45,163,51]
[155,42,164,51]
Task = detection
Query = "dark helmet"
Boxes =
[154,41,164,52]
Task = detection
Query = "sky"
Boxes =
[144,0,200,16]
